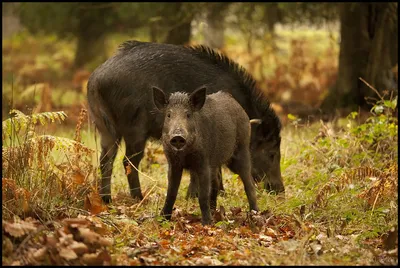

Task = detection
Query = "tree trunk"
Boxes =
[165,20,192,45]
[203,3,230,49]
[74,32,107,70]
[2,3,21,39]
[321,3,398,112]
[164,3,193,45]
[263,3,280,34]
[73,4,113,69]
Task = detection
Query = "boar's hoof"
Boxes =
[160,211,172,221]
[101,195,112,204]
[130,191,144,202]
[264,182,285,194]
[201,217,213,226]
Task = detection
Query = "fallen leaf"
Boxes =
[309,242,322,255]
[59,247,78,260]
[82,253,101,265]
[78,227,99,244]
[72,170,85,185]
[32,247,48,261]
[3,219,37,238]
[70,242,89,255]
[84,191,107,215]
[230,207,242,216]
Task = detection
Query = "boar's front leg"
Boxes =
[161,163,183,220]
[192,167,212,225]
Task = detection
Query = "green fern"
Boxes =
[2,109,68,140]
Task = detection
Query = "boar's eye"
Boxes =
[186,112,191,118]
[167,112,171,118]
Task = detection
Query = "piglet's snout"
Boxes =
[170,135,186,150]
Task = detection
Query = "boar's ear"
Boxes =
[152,86,168,110]
[190,86,206,111]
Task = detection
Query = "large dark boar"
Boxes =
[87,40,283,203]
[153,86,259,225]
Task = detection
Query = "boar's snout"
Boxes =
[170,135,186,150]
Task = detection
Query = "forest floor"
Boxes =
[2,29,398,265]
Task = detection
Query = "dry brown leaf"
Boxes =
[82,251,111,266]
[32,247,48,261]
[81,253,99,265]
[70,241,89,255]
[230,207,242,216]
[63,218,90,227]
[78,227,100,244]
[59,247,78,260]
[2,236,14,256]
[72,170,85,185]
[3,219,37,238]
[125,164,132,175]
[97,250,112,264]
[45,234,58,248]
[265,227,277,238]
[98,237,113,247]
[84,191,107,215]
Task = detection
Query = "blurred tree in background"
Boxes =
[5,2,398,115]
[321,2,398,111]
[203,3,232,49]
[18,2,206,69]
[19,2,117,69]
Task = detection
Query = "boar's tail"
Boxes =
[87,85,119,140]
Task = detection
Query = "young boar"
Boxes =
[153,86,259,225]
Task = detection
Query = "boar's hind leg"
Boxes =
[192,167,212,225]
[186,168,224,199]
[228,149,259,212]
[99,134,122,204]
[124,139,146,201]
[210,167,221,211]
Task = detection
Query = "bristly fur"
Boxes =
[169,92,190,106]
[116,41,282,139]
[186,45,282,137]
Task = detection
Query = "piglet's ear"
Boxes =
[190,86,206,111]
[152,86,168,110]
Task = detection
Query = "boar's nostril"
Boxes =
[170,135,186,149]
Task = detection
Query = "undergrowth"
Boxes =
[2,108,97,222]
[2,91,397,265]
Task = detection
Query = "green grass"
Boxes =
[2,97,397,265]
[2,29,397,266]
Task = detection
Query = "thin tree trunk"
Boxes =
[74,32,107,70]
[165,20,192,45]
[164,3,193,45]
[2,3,21,39]
[73,3,112,69]
[203,3,230,49]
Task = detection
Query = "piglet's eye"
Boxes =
[186,113,191,118]
[167,113,171,118]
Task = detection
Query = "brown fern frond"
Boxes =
[358,163,398,207]
[312,165,389,208]
[74,108,87,143]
